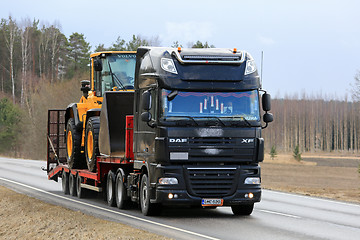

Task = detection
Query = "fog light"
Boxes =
[245,192,254,199]
[244,177,260,184]
[168,193,174,199]
[159,177,178,185]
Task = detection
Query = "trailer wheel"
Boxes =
[85,117,100,172]
[61,171,69,195]
[66,118,85,169]
[69,173,77,196]
[106,170,116,207]
[115,170,130,209]
[76,174,84,198]
[140,174,161,216]
[231,204,254,216]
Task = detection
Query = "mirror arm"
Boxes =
[147,121,157,128]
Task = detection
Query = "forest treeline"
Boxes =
[263,96,360,153]
[0,16,359,159]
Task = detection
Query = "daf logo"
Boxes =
[169,138,188,143]
[241,139,254,144]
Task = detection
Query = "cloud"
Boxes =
[161,21,214,46]
[258,35,276,45]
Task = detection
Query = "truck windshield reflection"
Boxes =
[161,90,260,123]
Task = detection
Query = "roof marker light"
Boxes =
[233,48,237,54]
[178,47,181,53]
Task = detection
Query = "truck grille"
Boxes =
[187,137,254,162]
[186,167,238,197]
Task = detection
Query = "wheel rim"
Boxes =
[141,176,148,210]
[62,172,67,192]
[87,131,94,160]
[67,131,73,158]
[108,176,113,201]
[69,174,73,195]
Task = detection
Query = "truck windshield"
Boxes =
[101,53,136,92]
[161,90,260,124]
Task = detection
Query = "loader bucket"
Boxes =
[99,91,134,157]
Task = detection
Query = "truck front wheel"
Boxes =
[231,203,254,216]
[140,174,161,216]
[85,117,100,172]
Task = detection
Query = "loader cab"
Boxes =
[91,51,137,97]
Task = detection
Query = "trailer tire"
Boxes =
[140,174,161,216]
[76,174,85,198]
[69,173,77,196]
[61,171,69,195]
[115,170,130,209]
[106,170,116,207]
[85,117,100,172]
[66,118,86,169]
[231,203,254,216]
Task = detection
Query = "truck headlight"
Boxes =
[244,59,257,75]
[244,177,260,184]
[161,58,178,74]
[159,177,178,185]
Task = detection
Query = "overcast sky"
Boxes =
[2,0,360,99]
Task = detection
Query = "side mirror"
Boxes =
[80,80,90,92]
[263,113,273,123]
[94,58,102,72]
[142,91,151,110]
[141,112,152,122]
[262,93,271,112]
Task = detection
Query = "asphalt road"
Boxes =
[1,157,360,240]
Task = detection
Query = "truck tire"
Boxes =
[61,171,69,195]
[231,203,254,216]
[115,170,130,209]
[85,117,100,172]
[140,174,161,216]
[106,170,116,207]
[69,173,77,196]
[66,118,85,169]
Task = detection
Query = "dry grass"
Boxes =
[262,153,360,203]
[0,187,170,240]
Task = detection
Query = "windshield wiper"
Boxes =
[163,116,199,126]
[222,116,252,127]
[108,61,125,90]
[196,116,226,127]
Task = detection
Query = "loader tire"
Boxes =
[85,117,100,172]
[66,118,85,169]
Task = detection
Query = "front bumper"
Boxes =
[152,187,261,206]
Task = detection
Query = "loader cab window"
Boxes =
[101,53,136,94]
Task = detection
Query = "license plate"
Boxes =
[201,198,223,206]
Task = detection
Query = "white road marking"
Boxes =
[258,209,301,219]
[0,177,220,240]
[265,190,360,208]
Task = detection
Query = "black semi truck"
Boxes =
[47,47,273,216]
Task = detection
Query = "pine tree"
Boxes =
[269,145,277,160]
[293,145,302,161]
[67,32,90,77]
